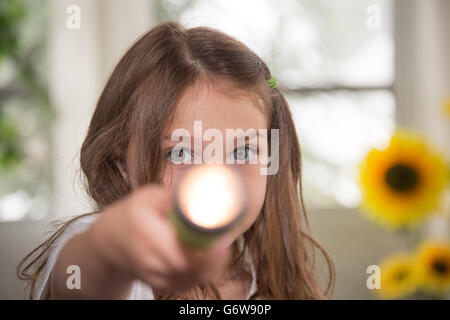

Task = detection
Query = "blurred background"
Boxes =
[0,0,449,299]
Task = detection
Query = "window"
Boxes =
[0,0,394,222]
[155,0,395,208]
[0,0,53,221]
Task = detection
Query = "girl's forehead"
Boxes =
[165,79,268,134]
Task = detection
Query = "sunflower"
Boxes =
[416,240,450,295]
[359,130,449,230]
[378,253,419,299]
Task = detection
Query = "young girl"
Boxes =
[18,21,334,300]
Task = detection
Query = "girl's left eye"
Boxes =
[166,147,193,164]
[230,146,258,163]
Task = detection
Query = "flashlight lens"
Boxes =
[177,165,245,229]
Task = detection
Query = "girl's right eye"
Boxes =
[166,147,193,165]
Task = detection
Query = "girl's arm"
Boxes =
[43,185,231,299]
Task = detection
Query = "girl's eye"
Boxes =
[230,146,257,163]
[167,147,193,164]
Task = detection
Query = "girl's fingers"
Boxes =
[140,212,191,273]
[137,185,173,217]
[181,237,233,284]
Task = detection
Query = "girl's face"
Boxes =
[124,78,268,243]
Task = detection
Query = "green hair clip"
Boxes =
[268,77,277,89]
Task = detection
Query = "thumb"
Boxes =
[185,235,234,285]
[203,235,233,272]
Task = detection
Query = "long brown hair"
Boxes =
[18,21,334,299]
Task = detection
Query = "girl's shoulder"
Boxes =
[49,212,102,251]
[65,212,102,230]
[35,212,102,299]
[36,211,156,300]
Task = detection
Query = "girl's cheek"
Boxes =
[242,165,267,223]
[161,165,178,194]
[161,163,193,193]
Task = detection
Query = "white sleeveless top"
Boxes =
[35,213,257,300]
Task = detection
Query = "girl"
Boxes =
[18,21,334,300]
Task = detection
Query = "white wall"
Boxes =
[49,0,154,219]
[394,0,450,238]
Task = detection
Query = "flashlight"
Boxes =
[169,164,247,250]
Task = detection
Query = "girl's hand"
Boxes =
[87,184,232,295]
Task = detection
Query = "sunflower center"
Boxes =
[432,260,449,275]
[395,270,408,282]
[385,164,419,192]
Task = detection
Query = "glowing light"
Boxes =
[176,165,245,229]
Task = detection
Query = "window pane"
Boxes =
[159,0,393,87]
[287,90,395,208]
